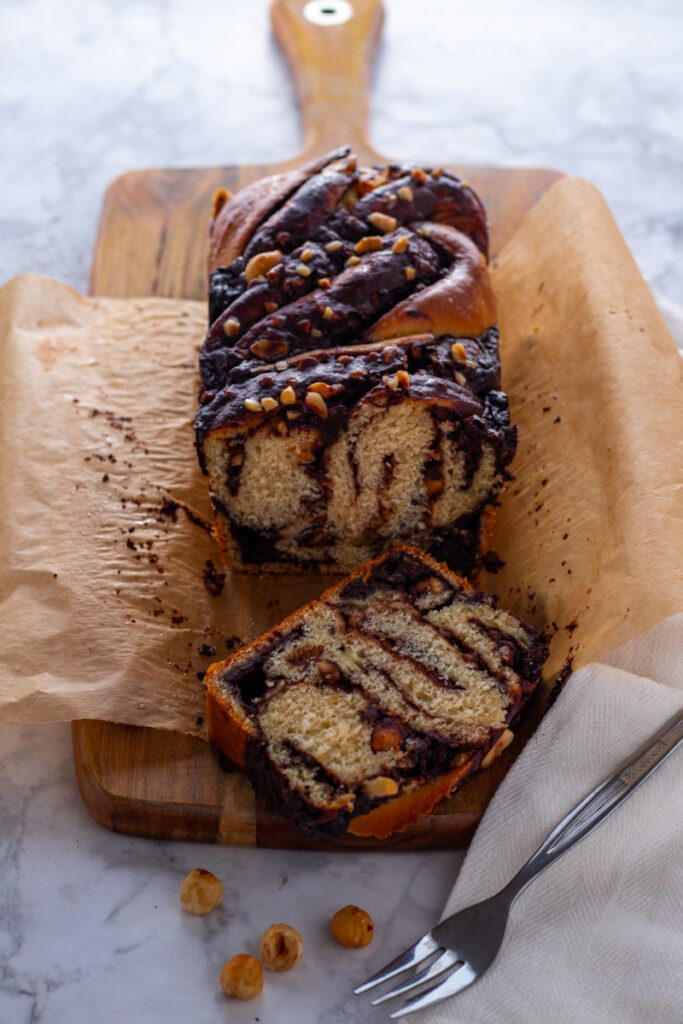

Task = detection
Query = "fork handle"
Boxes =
[504,709,683,900]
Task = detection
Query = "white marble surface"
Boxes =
[1,1,682,1021]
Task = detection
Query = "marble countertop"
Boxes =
[1,1,681,1022]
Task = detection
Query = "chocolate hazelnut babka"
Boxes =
[196,148,516,575]
[205,545,549,839]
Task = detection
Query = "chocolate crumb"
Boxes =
[202,560,226,597]
[482,550,505,573]
[547,657,574,707]
[102,473,109,482]
[199,644,216,657]
[196,671,206,682]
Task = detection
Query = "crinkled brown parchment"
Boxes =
[0,177,681,731]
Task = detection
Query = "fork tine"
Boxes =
[389,961,478,1018]
[353,933,440,995]
[370,949,460,1006]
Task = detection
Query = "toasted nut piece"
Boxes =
[362,776,399,799]
[308,381,335,399]
[300,248,314,262]
[249,338,289,359]
[296,263,312,277]
[368,211,398,233]
[223,317,240,338]
[371,723,402,753]
[280,386,296,405]
[245,250,282,282]
[311,328,322,338]
[415,575,448,596]
[418,224,432,237]
[331,905,374,948]
[354,235,383,255]
[396,370,410,390]
[397,185,414,201]
[392,236,408,254]
[261,397,279,412]
[404,266,416,281]
[299,451,316,463]
[264,301,279,313]
[323,305,334,320]
[305,392,328,418]
[325,240,343,252]
[454,371,467,386]
[431,166,444,178]
[220,955,263,1000]
[481,728,515,770]
[318,277,331,289]
[260,923,304,972]
[244,398,262,413]
[316,659,341,683]
[346,255,361,266]
[451,342,467,364]
[179,868,223,915]
[212,188,231,219]
[411,167,428,183]
[425,477,444,495]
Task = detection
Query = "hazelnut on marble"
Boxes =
[179,868,223,915]
[331,905,374,948]
[259,923,304,972]
[220,954,264,1000]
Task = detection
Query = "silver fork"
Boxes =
[355,709,683,1019]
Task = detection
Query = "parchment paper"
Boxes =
[0,177,681,732]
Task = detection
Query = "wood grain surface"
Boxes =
[73,0,561,848]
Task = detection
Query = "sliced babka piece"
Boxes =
[205,545,549,839]
[196,148,516,576]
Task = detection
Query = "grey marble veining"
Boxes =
[1,1,682,1021]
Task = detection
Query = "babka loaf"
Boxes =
[205,545,549,839]
[196,147,516,575]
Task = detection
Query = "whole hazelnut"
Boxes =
[331,905,374,947]
[220,954,264,1000]
[179,868,223,915]
[260,922,304,971]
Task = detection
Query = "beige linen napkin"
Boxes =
[417,613,683,1024]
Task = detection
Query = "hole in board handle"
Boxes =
[303,0,354,26]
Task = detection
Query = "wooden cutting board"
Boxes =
[73,0,562,850]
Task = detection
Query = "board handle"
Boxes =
[270,0,384,163]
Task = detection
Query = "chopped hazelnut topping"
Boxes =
[296,263,312,277]
[411,168,427,183]
[461,179,470,188]
[323,305,334,320]
[325,240,343,252]
[244,397,262,413]
[305,392,328,418]
[223,317,240,338]
[404,266,416,280]
[392,236,408,254]
[451,342,467,363]
[346,255,361,266]
[311,328,322,338]
[397,185,414,201]
[264,301,279,313]
[349,369,365,379]
[362,776,399,799]
[300,248,314,262]
[280,386,296,405]
[396,370,410,390]
[318,277,331,289]
[371,723,402,752]
[308,381,335,398]
[431,166,444,178]
[418,224,431,237]
[337,354,352,365]
[385,191,397,205]
[368,211,398,233]
[454,371,467,386]
[249,338,289,359]
[244,249,282,282]
[286,410,300,420]
[354,235,383,255]
[274,360,288,371]
[261,397,279,412]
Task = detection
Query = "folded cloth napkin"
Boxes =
[418,613,683,1024]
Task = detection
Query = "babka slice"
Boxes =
[205,545,549,839]
[196,147,516,576]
